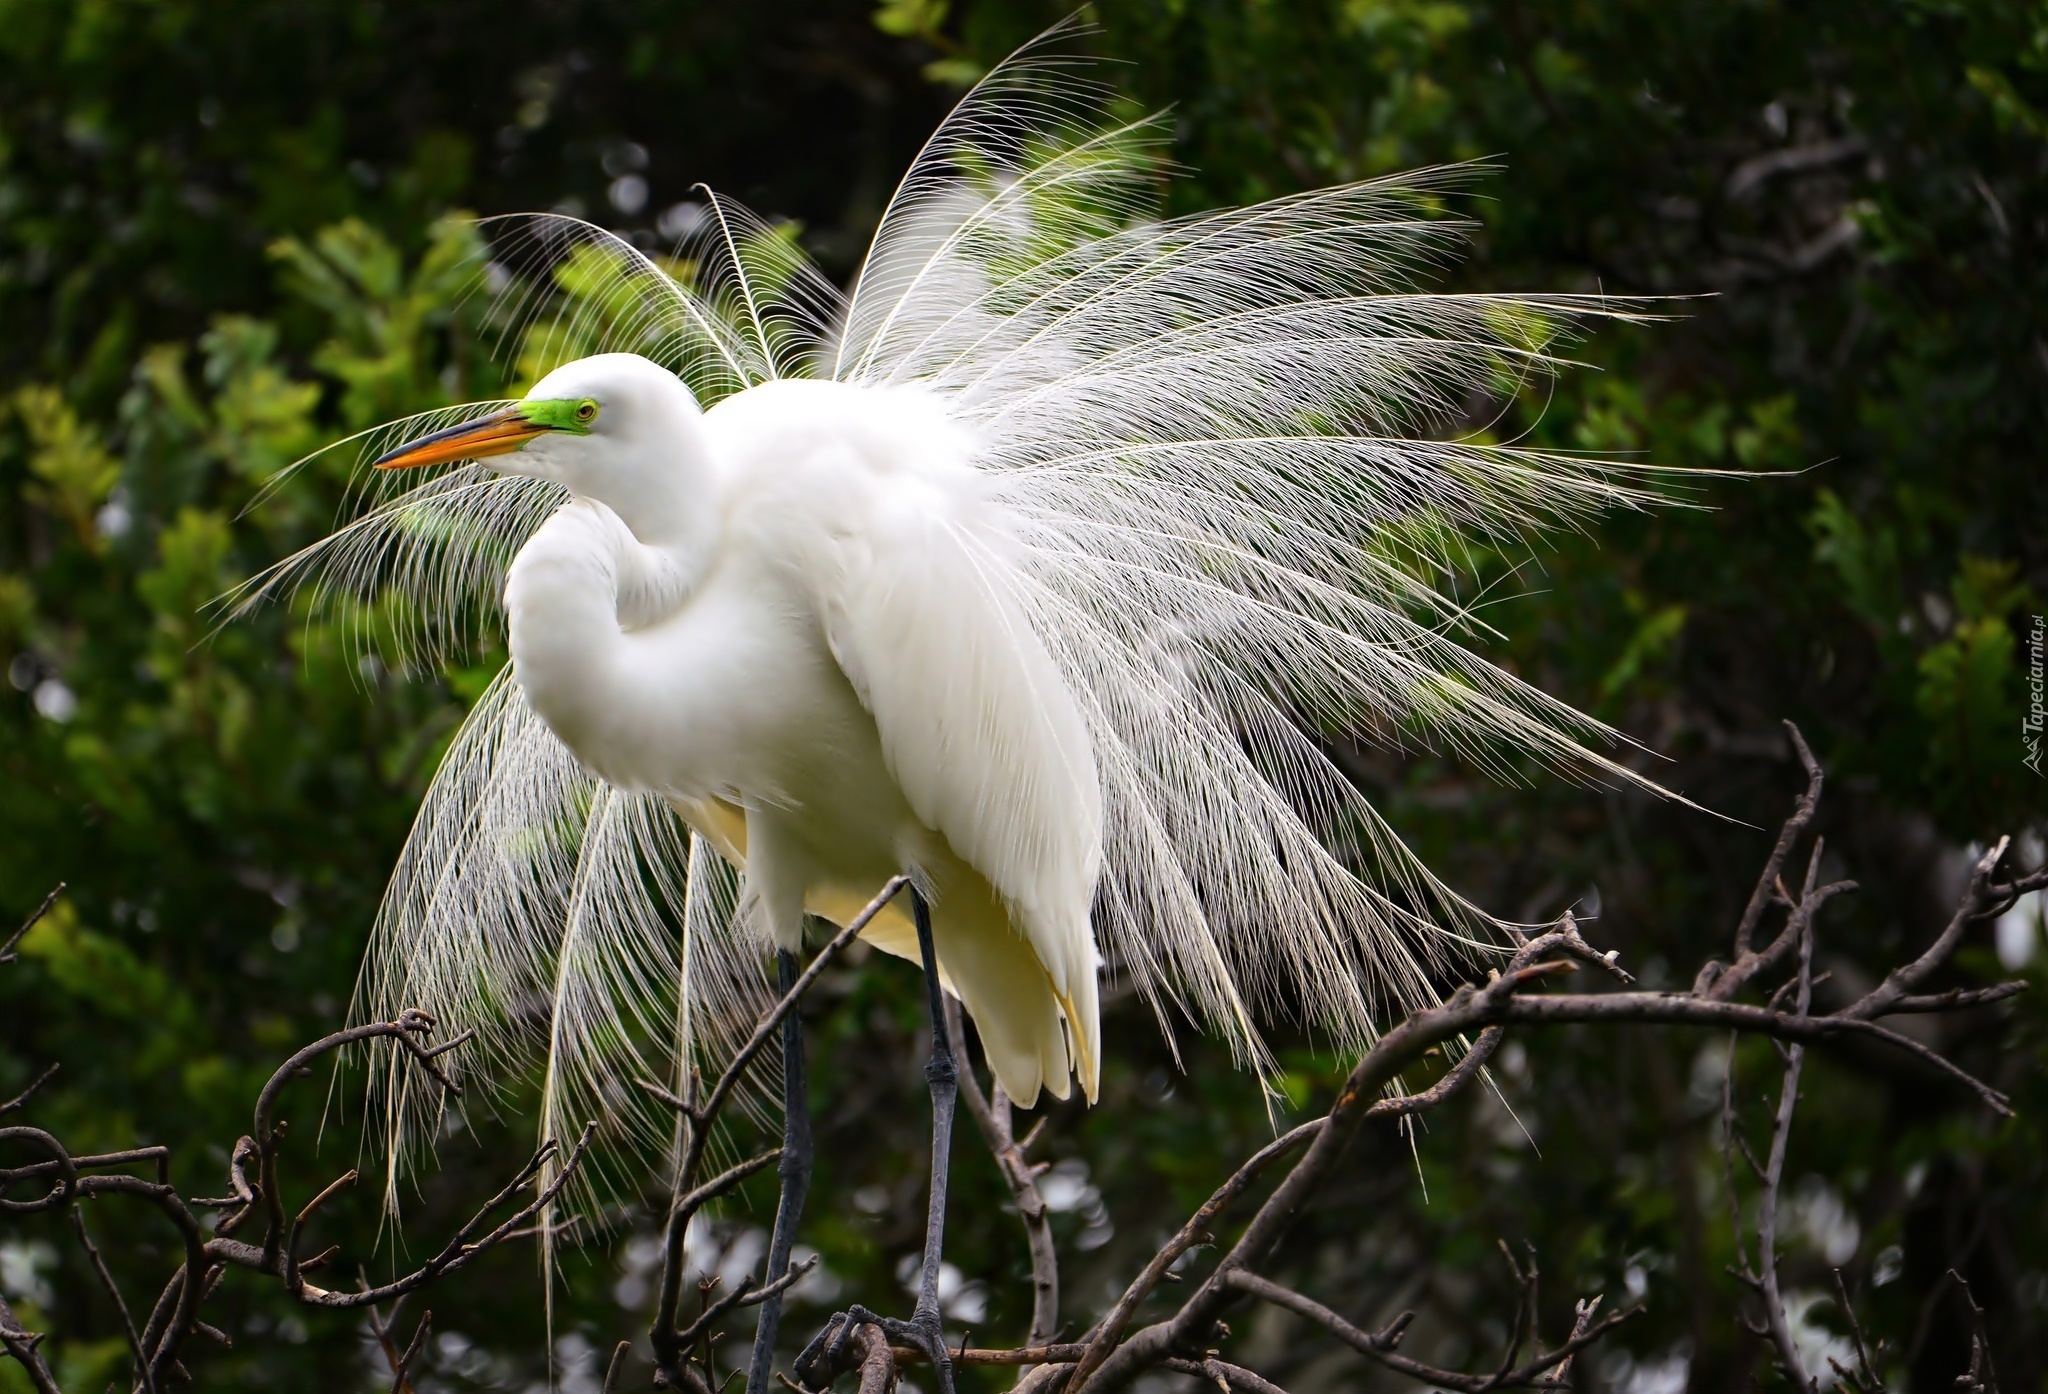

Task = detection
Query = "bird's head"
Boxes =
[373,352,711,543]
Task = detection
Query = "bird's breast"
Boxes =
[509,526,895,825]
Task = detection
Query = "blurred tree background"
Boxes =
[1,1,2043,1391]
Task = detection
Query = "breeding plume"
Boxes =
[245,26,1669,1387]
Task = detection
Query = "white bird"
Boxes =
[374,358,1106,1109]
[241,23,1673,1382]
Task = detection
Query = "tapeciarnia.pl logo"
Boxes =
[2026,614,2045,778]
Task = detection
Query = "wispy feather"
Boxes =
[242,18,1686,1226]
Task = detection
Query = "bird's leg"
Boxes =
[906,886,960,1393]
[790,893,957,1394]
[746,948,813,1394]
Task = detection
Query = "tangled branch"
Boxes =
[2,723,2031,1392]
[0,897,594,1392]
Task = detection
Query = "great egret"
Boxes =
[244,24,1673,1390]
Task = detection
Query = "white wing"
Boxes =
[806,410,1105,1098]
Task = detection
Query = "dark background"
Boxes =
[1,1,2043,1390]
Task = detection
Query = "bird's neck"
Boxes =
[600,395,724,560]
[505,502,704,771]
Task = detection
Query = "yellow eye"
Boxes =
[576,400,599,423]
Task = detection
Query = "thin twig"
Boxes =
[1949,1271,2000,1394]
[1887,984,2027,1013]
[1731,722,1823,961]
[4,1144,169,1188]
[204,1124,596,1307]
[1159,1356,1293,1394]
[254,1010,465,1265]
[1224,1270,1639,1390]
[1831,1269,1884,1393]
[285,1170,360,1295]
[1369,1026,1505,1120]
[945,993,1059,1347]
[1,884,65,964]
[604,1339,632,1394]
[1752,914,1816,1393]
[72,1204,153,1393]
[389,1309,432,1394]
[0,1064,59,1118]
[675,1256,819,1349]
[1066,1119,1323,1388]
[695,877,910,1132]
[1843,839,2030,1021]
[0,1291,61,1394]
[892,1342,1093,1366]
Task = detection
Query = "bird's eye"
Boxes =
[576,400,599,423]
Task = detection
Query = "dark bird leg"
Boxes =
[905,887,960,1393]
[790,892,956,1394]
[747,948,813,1394]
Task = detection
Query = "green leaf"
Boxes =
[11,384,122,545]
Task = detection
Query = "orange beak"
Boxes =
[372,406,550,470]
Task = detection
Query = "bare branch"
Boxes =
[0,1064,59,1118]
[5,1144,168,1189]
[634,1076,691,1112]
[1066,1119,1323,1388]
[0,1291,62,1394]
[1,884,65,964]
[1223,1270,1640,1390]
[1844,839,2029,1021]
[1732,721,1823,960]
[1950,1272,2000,1394]
[285,1170,360,1296]
[603,1340,632,1394]
[675,1148,783,1216]
[1489,995,2011,1114]
[72,1204,152,1394]
[253,1010,466,1264]
[844,1321,897,1394]
[1368,1026,1504,1120]
[0,1124,78,1213]
[693,876,908,1131]
[366,1301,411,1394]
[893,1342,1093,1367]
[1887,984,2027,1013]
[1750,912,1817,1393]
[389,1310,432,1394]
[1493,1241,1538,1381]
[1549,1296,1602,1386]
[1081,834,2006,1394]
[64,1171,210,1386]
[1831,1269,1884,1393]
[1160,1356,1293,1394]
[205,1123,596,1308]
[673,1256,819,1350]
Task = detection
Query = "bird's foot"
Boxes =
[894,1302,955,1394]
[792,1304,953,1394]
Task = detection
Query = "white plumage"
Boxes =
[496,361,1103,1111]
[241,28,1672,1217]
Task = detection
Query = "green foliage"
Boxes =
[1,188,495,1390]
[11,387,120,547]
[270,214,491,427]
